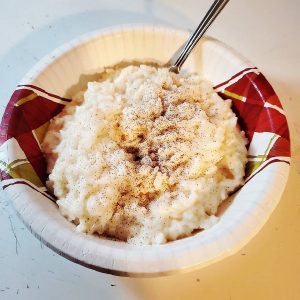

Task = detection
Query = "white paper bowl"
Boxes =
[0,25,290,277]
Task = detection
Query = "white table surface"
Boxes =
[1,0,299,299]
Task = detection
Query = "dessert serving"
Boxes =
[42,64,248,245]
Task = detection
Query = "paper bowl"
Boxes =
[0,25,290,277]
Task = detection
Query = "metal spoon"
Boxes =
[168,0,230,73]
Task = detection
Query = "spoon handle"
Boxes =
[169,0,230,73]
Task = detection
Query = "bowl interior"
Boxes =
[0,25,290,276]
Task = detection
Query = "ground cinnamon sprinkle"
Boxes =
[42,64,248,245]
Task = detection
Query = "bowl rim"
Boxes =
[2,23,290,277]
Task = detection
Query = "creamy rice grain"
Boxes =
[42,65,248,245]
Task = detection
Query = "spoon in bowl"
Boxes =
[168,0,230,73]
